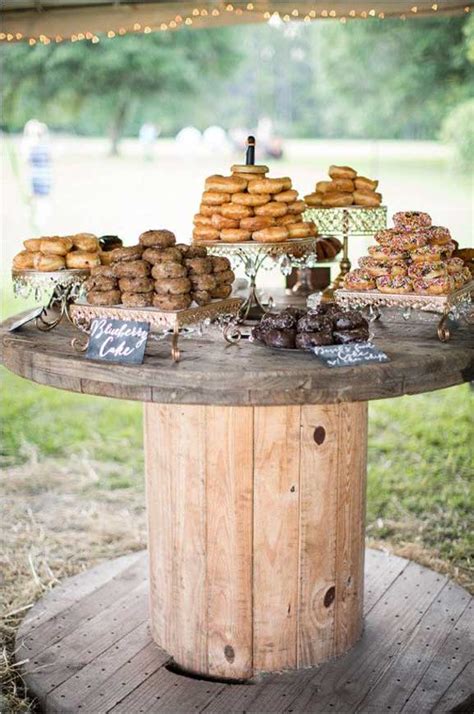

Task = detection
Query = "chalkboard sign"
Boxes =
[8,307,45,332]
[86,318,150,364]
[313,341,390,368]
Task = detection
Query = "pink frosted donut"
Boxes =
[376,275,413,294]
[412,275,454,295]
[427,226,452,246]
[393,211,432,231]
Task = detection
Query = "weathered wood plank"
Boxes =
[205,406,254,679]
[253,406,301,672]
[363,548,408,614]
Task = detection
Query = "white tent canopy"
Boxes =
[1,1,472,42]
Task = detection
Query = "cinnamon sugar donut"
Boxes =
[205,175,247,193]
[186,246,208,258]
[142,247,183,264]
[240,216,275,231]
[153,293,192,311]
[393,211,432,231]
[343,270,375,291]
[287,223,314,239]
[151,262,187,279]
[254,202,288,218]
[110,245,143,262]
[247,178,285,194]
[210,256,231,273]
[40,237,73,256]
[231,192,270,207]
[118,277,154,293]
[175,243,191,256]
[184,257,213,275]
[376,275,413,294]
[280,177,292,190]
[154,277,192,295]
[193,226,220,242]
[304,193,323,207]
[200,203,221,217]
[66,251,101,269]
[87,289,121,306]
[112,260,150,278]
[412,276,453,295]
[139,229,176,248]
[276,213,303,226]
[253,226,289,243]
[287,200,306,215]
[326,179,355,193]
[220,203,254,219]
[274,189,298,203]
[220,229,251,243]
[211,214,240,230]
[189,273,217,291]
[121,292,153,307]
[315,181,333,194]
[201,191,231,206]
[193,214,213,227]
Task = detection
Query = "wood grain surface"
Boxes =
[15,549,473,714]
[1,313,473,406]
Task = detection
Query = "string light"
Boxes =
[107,30,115,38]
[185,17,193,25]
[432,3,438,9]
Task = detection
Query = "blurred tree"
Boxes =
[0,29,240,154]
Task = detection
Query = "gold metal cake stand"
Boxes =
[304,206,387,300]
[331,281,474,342]
[196,237,319,321]
[69,298,242,362]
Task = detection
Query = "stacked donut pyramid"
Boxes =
[344,211,471,295]
[193,166,317,244]
[305,165,382,208]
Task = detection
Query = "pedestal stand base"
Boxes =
[15,549,472,713]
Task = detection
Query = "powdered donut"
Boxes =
[205,175,247,193]
[220,203,254,219]
[220,229,251,243]
[118,277,154,293]
[253,226,289,243]
[254,202,288,218]
[393,211,432,231]
[153,293,192,311]
[247,178,285,194]
[121,292,153,307]
[151,262,187,279]
[154,277,192,295]
[231,192,270,207]
[201,191,231,206]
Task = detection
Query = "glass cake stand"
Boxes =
[197,237,320,320]
[303,206,387,300]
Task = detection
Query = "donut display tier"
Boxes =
[303,206,388,300]
[198,237,320,321]
[11,269,90,331]
[69,297,242,362]
[330,280,474,342]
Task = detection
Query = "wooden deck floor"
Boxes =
[15,549,473,713]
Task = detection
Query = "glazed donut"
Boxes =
[358,257,391,277]
[412,276,453,295]
[153,293,192,311]
[275,213,303,226]
[253,226,289,243]
[409,244,446,263]
[368,244,407,262]
[408,262,446,280]
[322,193,354,208]
[247,178,285,194]
[86,276,118,292]
[23,238,43,252]
[376,275,413,294]
[71,233,99,252]
[139,229,176,248]
[287,200,306,215]
[155,277,192,295]
[329,165,357,180]
[205,175,247,194]
[353,191,382,207]
[220,203,254,219]
[304,193,323,207]
[296,331,333,350]
[279,177,292,190]
[192,226,220,241]
[113,260,150,278]
[315,181,333,194]
[254,202,288,218]
[193,214,213,227]
[215,269,235,285]
[287,223,314,239]
[343,269,376,291]
[239,216,275,231]
[390,232,429,252]
[393,211,432,231]
[427,226,452,246]
[40,237,73,256]
[192,290,212,306]
[355,177,379,191]
[13,251,36,270]
[446,257,465,275]
[151,262,187,279]
[184,257,213,275]
[189,273,217,291]
[326,179,355,193]
[211,214,240,230]
[211,256,231,273]
[121,292,153,307]
[200,203,221,217]
[66,251,101,269]
[210,284,232,299]
[186,246,208,259]
[110,245,143,262]
[118,277,154,293]
[91,264,115,279]
[87,289,121,306]
[231,192,270,207]
[142,247,183,264]
[220,229,251,243]
[274,189,298,203]
[231,172,260,182]
[201,191,231,206]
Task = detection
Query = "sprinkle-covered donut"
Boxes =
[412,275,454,295]
[358,257,391,277]
[390,231,429,252]
[376,275,413,294]
[408,262,446,280]
[393,211,432,231]
[343,269,376,291]
[368,244,407,262]
[426,226,452,246]
[410,243,451,263]
[446,257,465,275]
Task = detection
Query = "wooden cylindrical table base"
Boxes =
[144,402,368,681]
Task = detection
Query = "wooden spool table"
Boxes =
[1,315,473,710]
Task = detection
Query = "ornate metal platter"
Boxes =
[69,297,242,362]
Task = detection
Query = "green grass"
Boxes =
[1,365,472,577]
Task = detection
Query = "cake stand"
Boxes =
[197,237,319,320]
[303,206,387,300]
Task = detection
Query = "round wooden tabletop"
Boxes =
[1,312,473,405]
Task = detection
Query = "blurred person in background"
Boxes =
[21,119,52,232]
[139,122,159,161]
